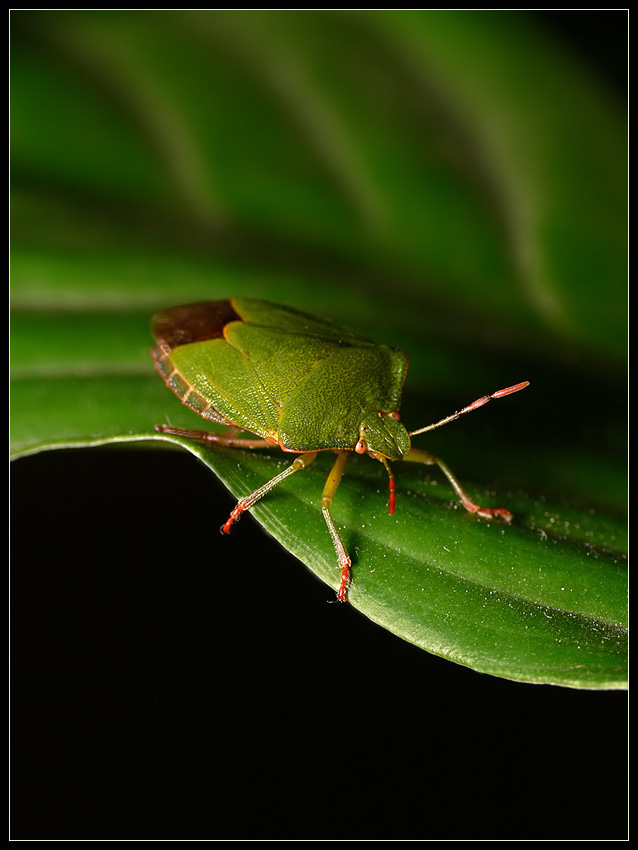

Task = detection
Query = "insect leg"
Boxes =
[222,451,318,533]
[404,448,513,522]
[320,451,351,602]
[377,455,396,515]
[154,424,273,449]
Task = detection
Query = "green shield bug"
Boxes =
[151,298,529,602]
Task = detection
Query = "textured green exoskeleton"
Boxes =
[151,298,529,601]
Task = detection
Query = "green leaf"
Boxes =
[10,425,628,689]
[10,11,627,688]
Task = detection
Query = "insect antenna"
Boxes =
[409,381,529,438]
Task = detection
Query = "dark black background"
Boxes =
[11,11,628,842]
[10,452,629,840]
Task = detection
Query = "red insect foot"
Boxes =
[221,504,246,534]
[337,563,351,602]
[477,506,513,523]
[459,493,512,523]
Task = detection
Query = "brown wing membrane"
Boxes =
[151,300,240,352]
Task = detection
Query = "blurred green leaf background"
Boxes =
[11,9,627,454]
[10,9,628,837]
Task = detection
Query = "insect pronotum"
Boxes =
[151,298,529,602]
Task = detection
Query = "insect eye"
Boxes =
[388,410,401,421]
[355,438,368,454]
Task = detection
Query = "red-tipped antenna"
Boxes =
[409,381,529,438]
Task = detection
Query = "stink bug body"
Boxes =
[151,298,529,601]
